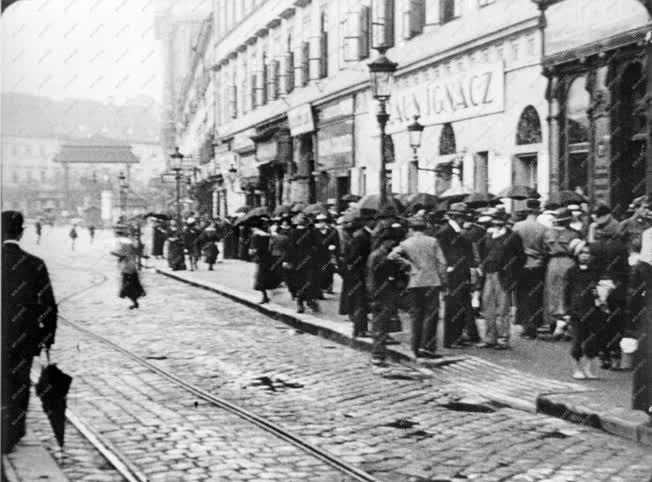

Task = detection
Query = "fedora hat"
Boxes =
[554,207,572,223]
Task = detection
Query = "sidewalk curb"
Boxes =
[2,441,68,482]
[156,267,651,446]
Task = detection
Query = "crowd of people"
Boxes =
[151,195,650,396]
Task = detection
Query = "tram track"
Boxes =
[53,260,381,482]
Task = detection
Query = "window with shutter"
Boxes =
[251,74,257,108]
[440,0,454,23]
[408,0,425,37]
[320,32,328,78]
[286,52,295,93]
[272,60,280,100]
[301,41,310,86]
[371,0,394,49]
[229,85,237,119]
[261,63,268,105]
[359,6,370,59]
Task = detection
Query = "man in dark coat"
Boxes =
[151,220,166,258]
[183,218,201,270]
[2,211,58,453]
[312,213,340,298]
[437,203,476,348]
[287,214,320,313]
[343,214,376,337]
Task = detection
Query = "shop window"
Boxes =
[562,75,590,194]
[516,106,542,145]
[440,0,455,24]
[439,123,456,155]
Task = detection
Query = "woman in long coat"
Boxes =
[270,216,295,298]
[250,218,281,304]
[543,208,582,337]
[197,222,220,270]
[112,227,146,309]
[151,220,166,258]
[337,213,360,316]
[288,213,319,313]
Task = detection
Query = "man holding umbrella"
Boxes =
[2,211,58,453]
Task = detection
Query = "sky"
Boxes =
[1,0,164,105]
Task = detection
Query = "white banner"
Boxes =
[386,61,505,133]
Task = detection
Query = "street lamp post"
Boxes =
[368,49,397,207]
[170,146,184,236]
[407,115,425,193]
[118,171,128,221]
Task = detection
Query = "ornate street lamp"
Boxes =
[368,50,397,207]
[407,115,425,162]
[118,171,128,220]
[169,146,184,235]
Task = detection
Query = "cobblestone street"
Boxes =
[19,229,652,481]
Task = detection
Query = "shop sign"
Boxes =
[386,62,504,133]
[317,119,353,170]
[255,138,277,164]
[319,97,354,124]
[288,104,315,136]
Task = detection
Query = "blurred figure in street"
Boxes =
[88,224,96,244]
[512,199,548,339]
[111,225,145,309]
[69,223,78,250]
[477,211,526,350]
[630,226,652,417]
[35,219,42,244]
[368,222,407,366]
[287,214,320,313]
[197,221,220,270]
[2,211,58,453]
[270,216,293,298]
[620,195,651,254]
[437,203,476,348]
[343,213,376,335]
[313,213,340,297]
[388,215,448,360]
[337,211,361,319]
[543,208,582,339]
[183,218,201,271]
[537,201,559,229]
[151,219,167,259]
[565,240,600,379]
[250,217,279,304]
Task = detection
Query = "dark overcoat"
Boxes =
[340,228,372,315]
[288,227,319,300]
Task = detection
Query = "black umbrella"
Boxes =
[358,194,404,214]
[498,185,540,200]
[405,193,438,213]
[143,212,172,220]
[290,202,307,213]
[465,192,501,208]
[35,357,73,448]
[273,204,293,216]
[234,206,269,226]
[547,190,586,206]
[340,194,361,203]
[234,206,252,214]
[303,202,328,215]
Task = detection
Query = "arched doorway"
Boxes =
[612,61,646,210]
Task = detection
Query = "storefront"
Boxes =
[288,104,316,204]
[542,0,649,211]
[250,123,292,211]
[314,97,355,206]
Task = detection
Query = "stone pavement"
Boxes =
[12,229,652,481]
[152,257,652,445]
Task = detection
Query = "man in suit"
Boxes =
[2,211,58,453]
[344,214,376,337]
[437,203,476,348]
[388,215,448,360]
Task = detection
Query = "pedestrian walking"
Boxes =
[69,224,78,250]
[368,222,407,366]
[477,211,526,349]
[388,215,448,360]
[337,211,361,318]
[437,203,476,348]
[88,224,96,244]
[313,213,340,297]
[589,204,629,369]
[343,214,376,336]
[543,208,582,338]
[631,226,652,416]
[151,220,166,259]
[111,225,145,309]
[512,199,548,339]
[35,220,42,244]
[197,222,220,270]
[287,214,320,313]
[2,211,58,453]
[565,240,601,379]
[270,216,294,298]
[183,218,201,271]
[250,217,280,304]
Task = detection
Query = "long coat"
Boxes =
[251,229,281,291]
[288,227,319,301]
[340,228,372,314]
[152,224,166,256]
[312,227,340,289]
[197,229,220,264]
[631,261,652,414]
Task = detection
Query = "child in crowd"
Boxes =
[565,239,601,379]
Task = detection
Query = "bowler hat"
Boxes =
[448,202,468,217]
[2,210,24,238]
[492,210,509,223]
[554,208,572,223]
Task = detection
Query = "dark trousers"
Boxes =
[349,280,368,336]
[405,286,440,356]
[444,278,472,347]
[516,267,545,337]
[2,355,33,453]
[371,304,395,361]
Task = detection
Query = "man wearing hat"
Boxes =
[388,214,448,360]
[2,211,58,453]
[313,213,340,297]
[288,213,320,313]
[477,210,526,349]
[437,202,477,348]
[512,198,549,338]
[620,196,652,254]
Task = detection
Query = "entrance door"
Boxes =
[336,176,350,211]
[512,154,538,210]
